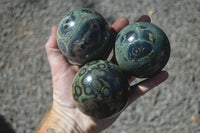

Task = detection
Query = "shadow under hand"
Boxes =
[0,115,15,133]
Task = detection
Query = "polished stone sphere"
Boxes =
[115,22,170,78]
[72,60,129,119]
[57,8,111,65]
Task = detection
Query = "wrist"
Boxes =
[36,103,82,133]
[52,102,82,133]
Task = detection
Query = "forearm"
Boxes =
[35,105,81,133]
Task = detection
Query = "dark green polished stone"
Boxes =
[57,8,111,65]
[72,60,129,119]
[115,22,170,78]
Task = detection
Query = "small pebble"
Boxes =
[153,88,160,105]
[148,9,154,19]
[190,115,199,122]
[28,89,33,96]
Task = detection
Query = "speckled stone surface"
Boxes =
[72,60,129,119]
[115,22,170,78]
[57,8,111,65]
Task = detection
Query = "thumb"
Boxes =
[45,26,69,76]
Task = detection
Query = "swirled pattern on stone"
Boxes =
[57,8,111,65]
[115,22,170,78]
[72,60,129,119]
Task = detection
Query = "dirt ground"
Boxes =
[0,0,200,133]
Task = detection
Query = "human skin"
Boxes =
[35,16,168,133]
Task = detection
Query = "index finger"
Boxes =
[111,17,129,33]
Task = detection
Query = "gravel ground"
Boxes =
[0,0,200,133]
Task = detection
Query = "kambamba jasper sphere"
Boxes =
[115,22,170,78]
[57,8,111,65]
[72,60,129,119]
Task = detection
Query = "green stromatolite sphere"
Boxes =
[72,60,129,119]
[57,8,111,65]
[115,22,170,78]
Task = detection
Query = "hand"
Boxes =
[38,16,168,133]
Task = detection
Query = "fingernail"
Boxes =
[136,15,151,23]
[161,71,169,79]
[138,85,148,92]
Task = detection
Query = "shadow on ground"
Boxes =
[0,115,15,133]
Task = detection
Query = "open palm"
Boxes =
[45,16,168,133]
